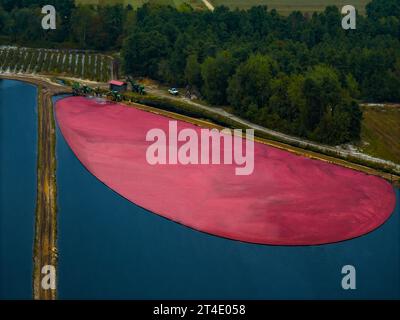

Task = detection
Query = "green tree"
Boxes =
[184,54,202,88]
[70,5,94,47]
[227,54,278,115]
[367,0,400,20]
[345,73,360,99]
[122,30,169,78]
[0,5,12,35]
[11,7,42,42]
[201,51,235,105]
[302,65,341,131]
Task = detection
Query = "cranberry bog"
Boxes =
[55,96,396,246]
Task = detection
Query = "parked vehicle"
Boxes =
[107,90,122,102]
[127,76,146,95]
[168,88,179,96]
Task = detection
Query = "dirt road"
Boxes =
[33,86,57,299]
[202,0,215,11]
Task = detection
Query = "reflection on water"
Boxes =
[54,96,400,300]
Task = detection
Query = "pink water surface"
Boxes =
[55,96,396,245]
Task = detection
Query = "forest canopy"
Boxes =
[1,0,399,145]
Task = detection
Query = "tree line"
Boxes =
[1,0,399,145]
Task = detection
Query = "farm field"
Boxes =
[358,105,400,165]
[0,47,113,82]
[75,0,371,14]
[211,0,369,14]
[75,0,206,10]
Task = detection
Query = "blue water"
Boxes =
[54,95,400,300]
[0,80,37,299]
[3,81,397,300]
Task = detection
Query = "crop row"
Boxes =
[0,47,113,82]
